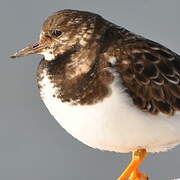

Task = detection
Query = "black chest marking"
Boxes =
[37,54,114,105]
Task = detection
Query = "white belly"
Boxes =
[39,70,180,153]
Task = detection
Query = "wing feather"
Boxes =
[115,39,180,115]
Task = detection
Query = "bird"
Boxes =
[10,9,180,180]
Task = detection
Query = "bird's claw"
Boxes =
[129,172,149,180]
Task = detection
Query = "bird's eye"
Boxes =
[51,30,62,37]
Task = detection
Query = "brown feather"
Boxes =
[115,39,180,115]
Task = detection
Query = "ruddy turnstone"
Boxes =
[11,9,180,180]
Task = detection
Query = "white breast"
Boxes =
[39,69,180,153]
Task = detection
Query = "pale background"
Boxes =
[1,0,180,179]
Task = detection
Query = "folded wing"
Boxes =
[115,39,180,115]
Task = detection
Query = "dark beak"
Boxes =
[10,40,45,58]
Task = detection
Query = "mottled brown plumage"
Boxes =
[112,39,180,115]
[11,9,180,180]
[35,10,180,115]
[11,9,180,115]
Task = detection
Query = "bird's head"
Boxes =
[10,9,104,61]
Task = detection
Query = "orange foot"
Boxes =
[117,149,148,180]
[129,167,148,180]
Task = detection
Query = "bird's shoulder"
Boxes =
[113,39,180,115]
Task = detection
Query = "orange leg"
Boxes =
[117,149,148,180]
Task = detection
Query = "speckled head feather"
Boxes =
[39,9,108,60]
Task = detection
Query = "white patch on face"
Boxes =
[109,57,117,65]
[40,51,55,61]
[79,39,87,46]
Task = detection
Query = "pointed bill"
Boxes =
[10,40,46,58]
